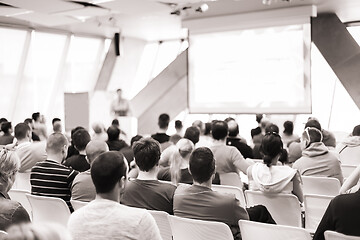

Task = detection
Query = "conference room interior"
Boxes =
[1,0,360,239]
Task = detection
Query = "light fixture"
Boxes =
[195,3,209,13]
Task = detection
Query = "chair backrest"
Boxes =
[70,199,88,211]
[325,230,360,240]
[211,185,246,207]
[244,190,302,227]
[8,189,32,218]
[239,220,312,240]
[26,194,71,226]
[339,145,360,166]
[11,172,31,192]
[302,176,341,196]
[341,164,357,179]
[168,215,233,240]
[148,210,172,240]
[304,194,333,231]
[219,172,243,189]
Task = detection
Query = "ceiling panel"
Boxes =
[98,0,170,15]
[12,12,81,27]
[0,6,31,17]
[55,6,110,19]
[0,0,82,13]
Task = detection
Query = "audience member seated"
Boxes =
[23,118,40,142]
[247,132,303,202]
[174,147,275,240]
[91,122,108,142]
[119,135,143,165]
[106,125,128,151]
[52,118,62,134]
[71,141,109,202]
[68,151,162,240]
[12,123,47,173]
[158,138,220,185]
[66,126,84,159]
[30,133,79,211]
[0,121,14,145]
[63,129,91,172]
[121,138,177,215]
[175,120,183,136]
[193,120,213,148]
[226,120,254,159]
[111,118,128,142]
[31,112,47,141]
[340,164,360,194]
[293,127,343,184]
[336,124,360,165]
[6,222,71,240]
[210,121,251,175]
[288,119,337,163]
[159,126,200,167]
[151,113,171,144]
[313,188,360,240]
[0,149,30,231]
[0,118,7,137]
[250,114,263,142]
[281,121,299,148]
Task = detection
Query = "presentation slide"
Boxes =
[188,24,311,114]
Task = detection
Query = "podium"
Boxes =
[117,117,138,140]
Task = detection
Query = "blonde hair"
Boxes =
[170,139,194,185]
[0,148,20,191]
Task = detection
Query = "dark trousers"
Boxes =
[246,205,276,224]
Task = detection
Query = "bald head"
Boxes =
[227,120,239,137]
[46,133,68,155]
[86,140,109,164]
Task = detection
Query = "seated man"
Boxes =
[226,120,254,159]
[151,113,171,144]
[293,127,343,184]
[210,121,251,175]
[313,189,360,240]
[30,133,78,211]
[63,129,91,172]
[174,147,275,240]
[71,140,109,202]
[68,151,162,240]
[0,121,14,145]
[106,125,128,151]
[13,123,47,173]
[121,138,177,215]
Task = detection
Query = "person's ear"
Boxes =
[119,176,126,189]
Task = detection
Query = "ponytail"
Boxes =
[263,155,273,168]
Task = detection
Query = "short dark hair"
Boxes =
[111,119,119,127]
[107,126,120,141]
[158,113,170,129]
[91,151,127,194]
[353,125,360,136]
[0,118,8,124]
[175,120,183,130]
[211,120,228,140]
[130,135,143,146]
[133,138,161,172]
[265,123,279,134]
[52,118,61,125]
[189,147,215,183]
[204,122,212,135]
[227,120,239,137]
[72,129,91,151]
[71,126,85,139]
[24,118,33,126]
[305,119,321,131]
[283,121,294,135]
[184,126,200,145]
[14,123,30,140]
[1,122,12,134]
[256,114,263,123]
[32,112,40,122]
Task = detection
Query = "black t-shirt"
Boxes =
[151,133,170,144]
[106,139,128,151]
[63,154,90,172]
[226,137,254,159]
[121,179,177,215]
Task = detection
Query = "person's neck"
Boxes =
[213,138,226,145]
[158,128,167,134]
[17,138,30,145]
[137,168,158,180]
[47,154,63,163]
[78,150,86,155]
[193,180,212,189]
[96,190,119,202]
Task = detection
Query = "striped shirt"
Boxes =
[30,159,79,211]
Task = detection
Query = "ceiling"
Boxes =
[0,0,359,41]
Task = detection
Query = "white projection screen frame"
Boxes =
[188,24,312,114]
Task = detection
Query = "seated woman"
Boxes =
[0,148,30,231]
[247,132,303,202]
[158,139,220,185]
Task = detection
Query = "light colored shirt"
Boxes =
[71,171,96,202]
[68,198,162,240]
[15,141,47,173]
